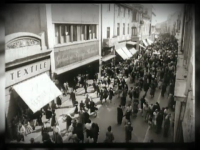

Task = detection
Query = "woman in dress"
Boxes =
[56,96,62,108]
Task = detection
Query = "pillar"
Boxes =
[98,4,102,79]
[45,4,55,78]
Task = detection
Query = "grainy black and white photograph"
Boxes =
[4,3,195,144]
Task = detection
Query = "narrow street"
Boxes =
[29,77,173,143]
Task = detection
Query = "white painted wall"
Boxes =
[102,4,115,41]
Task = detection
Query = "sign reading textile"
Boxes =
[54,41,99,69]
[13,73,62,113]
[6,59,50,87]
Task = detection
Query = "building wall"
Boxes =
[174,4,194,142]
[5,4,42,36]
[49,4,100,76]
[114,4,133,39]
[102,4,115,41]
[51,4,99,24]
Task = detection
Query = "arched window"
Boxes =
[132,27,137,36]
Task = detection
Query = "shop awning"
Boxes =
[139,44,146,49]
[126,41,137,46]
[102,55,116,62]
[116,48,129,60]
[13,73,62,113]
[143,40,148,47]
[147,38,153,45]
[55,55,100,75]
[121,47,133,58]
[129,48,138,56]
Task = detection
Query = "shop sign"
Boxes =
[54,41,99,69]
[6,59,50,87]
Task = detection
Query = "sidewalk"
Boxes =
[10,79,118,143]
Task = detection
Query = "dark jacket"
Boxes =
[70,92,76,101]
[125,125,133,141]
[105,131,114,143]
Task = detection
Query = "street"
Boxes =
[27,77,174,143]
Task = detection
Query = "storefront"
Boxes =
[5,32,61,140]
[53,40,100,88]
[114,41,133,63]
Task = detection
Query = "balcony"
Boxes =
[125,35,131,41]
[103,37,117,48]
[131,35,139,41]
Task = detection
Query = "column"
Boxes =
[98,4,102,79]
[45,4,55,78]
[70,25,73,42]
[59,25,62,44]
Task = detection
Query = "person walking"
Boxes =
[104,126,114,143]
[93,80,97,92]
[108,87,114,103]
[63,82,69,96]
[84,79,88,94]
[128,87,133,101]
[100,89,104,104]
[73,77,78,92]
[85,94,91,110]
[150,81,156,98]
[96,83,100,98]
[91,122,99,143]
[140,94,146,111]
[103,87,108,103]
[50,110,58,128]
[65,114,72,131]
[117,105,123,125]
[70,90,76,107]
[52,123,63,143]
[161,82,167,97]
[156,111,163,134]
[124,105,132,123]
[125,122,133,143]
[76,122,84,143]
[56,96,62,108]
[163,115,170,137]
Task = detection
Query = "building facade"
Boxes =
[5,4,53,139]
[101,4,141,68]
[138,4,154,48]
[173,4,195,142]
[48,4,100,87]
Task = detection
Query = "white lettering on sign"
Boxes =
[6,59,50,87]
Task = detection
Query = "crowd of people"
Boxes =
[10,34,178,143]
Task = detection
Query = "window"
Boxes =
[65,25,70,42]
[128,9,130,16]
[117,23,120,36]
[108,4,110,11]
[123,23,125,35]
[132,27,137,36]
[73,25,77,42]
[118,6,120,16]
[107,27,110,38]
[128,24,129,34]
[124,8,126,17]
[132,10,137,21]
[81,25,85,40]
[55,25,59,37]
[54,24,97,44]
[91,25,96,39]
